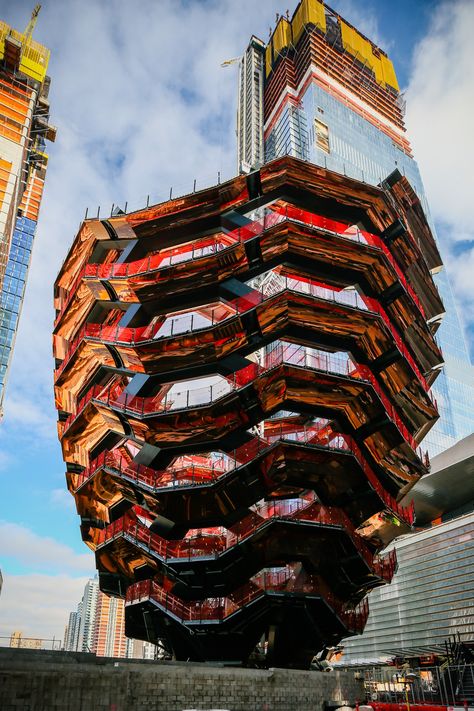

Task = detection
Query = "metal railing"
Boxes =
[55,276,373,379]
[74,421,414,527]
[94,497,397,584]
[61,342,424,461]
[0,22,50,82]
[54,237,231,330]
[55,279,434,414]
[0,636,62,651]
[361,664,474,707]
[55,204,428,329]
[125,571,370,633]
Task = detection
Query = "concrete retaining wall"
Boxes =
[0,648,363,711]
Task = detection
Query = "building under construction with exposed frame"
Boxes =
[54,0,445,668]
[0,7,55,415]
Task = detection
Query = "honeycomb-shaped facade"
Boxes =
[54,156,444,668]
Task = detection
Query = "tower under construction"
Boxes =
[0,7,55,415]
[237,0,474,458]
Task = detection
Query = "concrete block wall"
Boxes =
[0,648,364,711]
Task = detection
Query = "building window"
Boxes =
[314,119,330,153]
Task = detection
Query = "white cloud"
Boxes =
[1,0,394,440]
[405,0,474,355]
[0,573,90,640]
[2,392,57,441]
[406,0,474,239]
[444,248,474,329]
[0,522,94,574]
[50,487,76,510]
[0,449,12,471]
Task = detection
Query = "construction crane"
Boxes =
[221,56,241,68]
[23,4,41,43]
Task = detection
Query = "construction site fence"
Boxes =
[361,664,474,708]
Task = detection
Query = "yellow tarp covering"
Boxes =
[272,17,291,57]
[292,0,326,45]
[264,0,399,91]
[340,19,399,91]
[0,21,49,84]
[340,21,376,70]
[267,0,326,76]
[265,44,273,78]
[372,59,384,86]
[381,55,399,91]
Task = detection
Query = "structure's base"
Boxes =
[0,648,363,711]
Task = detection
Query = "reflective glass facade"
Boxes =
[0,216,35,408]
[265,79,474,456]
[341,512,474,660]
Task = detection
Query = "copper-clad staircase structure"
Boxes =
[54,156,444,668]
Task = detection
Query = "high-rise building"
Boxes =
[0,11,55,416]
[64,577,160,659]
[78,576,99,652]
[91,593,128,658]
[129,638,160,660]
[64,606,82,652]
[237,36,265,174]
[237,0,474,458]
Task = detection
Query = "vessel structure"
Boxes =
[54,155,443,667]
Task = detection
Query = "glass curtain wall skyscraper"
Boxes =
[0,12,55,416]
[237,0,474,457]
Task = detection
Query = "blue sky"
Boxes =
[0,0,472,638]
